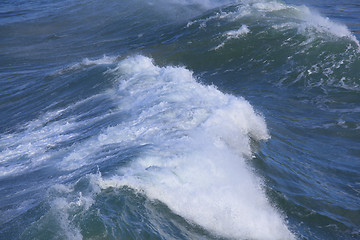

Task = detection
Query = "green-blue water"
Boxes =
[1,0,359,239]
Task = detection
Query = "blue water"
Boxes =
[1,0,360,239]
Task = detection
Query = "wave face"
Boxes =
[1,0,360,239]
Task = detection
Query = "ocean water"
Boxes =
[0,0,359,239]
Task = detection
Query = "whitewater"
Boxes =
[1,0,359,239]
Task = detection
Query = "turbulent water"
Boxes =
[1,0,360,239]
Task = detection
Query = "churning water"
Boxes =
[1,0,360,239]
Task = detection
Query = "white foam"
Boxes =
[258,1,359,46]
[208,0,360,47]
[3,54,294,238]
[296,6,360,46]
[50,197,83,240]
[186,11,234,28]
[213,25,250,50]
[52,55,118,76]
[0,93,113,176]
[38,176,101,240]
[253,1,288,12]
[164,0,235,9]
[81,55,294,239]
[226,24,250,38]
[0,114,77,176]
[186,0,358,52]
[81,55,118,66]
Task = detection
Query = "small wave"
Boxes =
[51,55,119,76]
[214,24,250,50]
[225,24,250,38]
[157,0,236,10]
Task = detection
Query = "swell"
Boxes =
[154,0,360,92]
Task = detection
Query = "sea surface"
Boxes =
[1,0,359,239]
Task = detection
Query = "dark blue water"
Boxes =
[1,0,360,239]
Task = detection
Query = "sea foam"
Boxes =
[4,54,294,239]
[89,55,294,239]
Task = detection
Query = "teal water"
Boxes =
[1,0,359,239]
